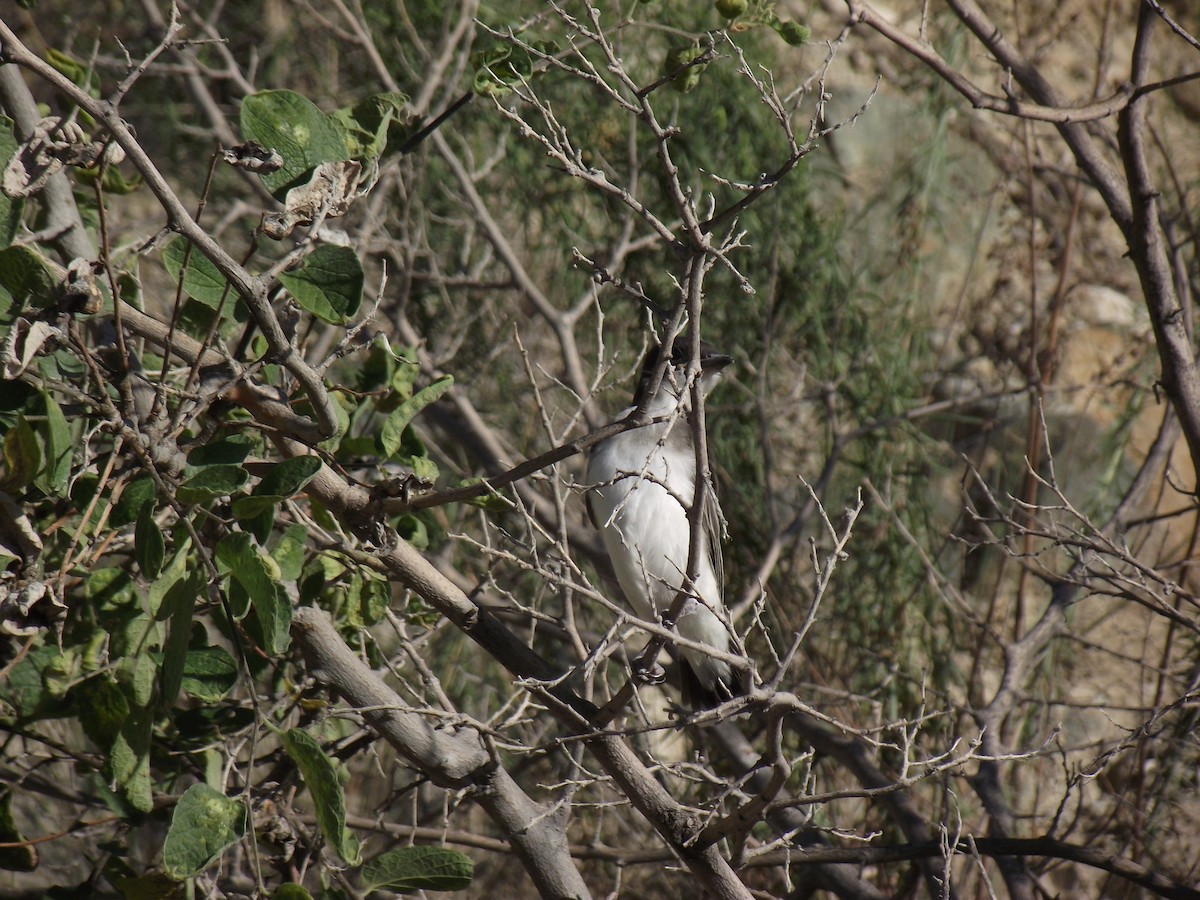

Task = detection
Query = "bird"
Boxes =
[586,339,749,706]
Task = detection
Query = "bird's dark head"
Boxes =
[633,339,732,408]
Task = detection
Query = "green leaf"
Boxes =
[240,504,275,543]
[149,539,193,616]
[0,283,13,328]
[242,586,292,655]
[359,575,390,626]
[186,435,256,467]
[318,390,352,454]
[0,118,24,250]
[257,454,323,498]
[177,465,249,505]
[86,568,153,658]
[361,846,474,893]
[281,728,360,865]
[459,478,513,512]
[231,454,322,518]
[0,246,58,308]
[273,885,314,900]
[278,245,363,325]
[271,524,308,582]
[0,789,37,872]
[714,0,748,19]
[380,376,453,458]
[239,90,353,196]
[135,502,165,579]
[329,91,410,161]
[225,578,252,620]
[162,784,247,879]
[229,495,273,520]
[396,514,429,551]
[76,675,130,748]
[36,391,72,496]
[111,477,157,527]
[85,566,138,609]
[2,415,41,490]
[178,647,238,702]
[216,533,290,654]
[405,454,439,483]
[76,163,143,195]
[122,652,159,708]
[45,47,98,92]
[388,345,422,400]
[42,650,78,699]
[162,237,234,310]
[216,531,281,593]
[113,872,182,900]
[111,706,154,813]
[0,645,71,718]
[159,572,202,705]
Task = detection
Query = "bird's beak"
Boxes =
[702,353,733,372]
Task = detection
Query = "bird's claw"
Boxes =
[633,661,666,686]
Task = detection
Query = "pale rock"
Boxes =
[1069,283,1138,329]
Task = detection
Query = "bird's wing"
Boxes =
[702,479,726,600]
[585,485,600,531]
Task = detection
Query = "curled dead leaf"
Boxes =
[0,580,67,637]
[221,141,285,174]
[261,159,364,240]
[2,117,125,199]
[1,317,65,379]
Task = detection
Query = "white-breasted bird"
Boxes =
[586,340,748,705]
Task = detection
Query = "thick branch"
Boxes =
[1118,8,1200,479]
[0,65,94,261]
[290,606,592,900]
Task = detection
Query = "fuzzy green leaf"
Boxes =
[239,90,353,196]
[162,784,247,879]
[135,502,165,579]
[111,707,154,813]
[158,572,202,705]
[216,532,290,654]
[111,477,156,527]
[177,465,249,505]
[37,391,72,496]
[271,524,308,582]
[0,246,58,308]
[187,435,255,467]
[278,245,363,325]
[232,455,322,518]
[282,728,360,865]
[380,376,453,458]
[178,647,238,702]
[329,91,410,161]
[2,415,40,490]
[162,238,234,310]
[361,846,474,893]
[76,675,130,748]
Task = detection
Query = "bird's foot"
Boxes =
[633,661,666,686]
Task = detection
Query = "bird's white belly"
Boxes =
[587,435,724,628]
